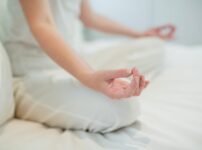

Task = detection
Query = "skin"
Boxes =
[19,0,175,100]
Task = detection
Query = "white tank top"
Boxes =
[1,0,83,76]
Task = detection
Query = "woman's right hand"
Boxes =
[81,68,149,100]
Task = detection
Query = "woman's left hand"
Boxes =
[143,24,176,40]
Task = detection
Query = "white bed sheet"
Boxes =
[0,43,202,150]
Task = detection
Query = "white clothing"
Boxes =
[13,38,164,133]
[2,0,83,76]
[2,0,165,133]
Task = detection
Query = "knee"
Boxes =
[135,37,164,47]
[113,98,140,125]
[99,98,141,133]
[130,37,165,54]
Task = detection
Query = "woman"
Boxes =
[2,0,175,132]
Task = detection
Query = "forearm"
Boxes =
[31,22,93,83]
[85,13,142,38]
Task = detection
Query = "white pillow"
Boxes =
[0,42,15,126]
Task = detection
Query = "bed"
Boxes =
[0,41,202,150]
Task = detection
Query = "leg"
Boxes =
[14,72,140,133]
[81,37,165,80]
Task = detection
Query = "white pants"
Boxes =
[13,38,164,133]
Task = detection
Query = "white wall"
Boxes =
[0,0,7,36]
[88,0,202,45]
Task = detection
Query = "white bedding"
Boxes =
[0,43,202,150]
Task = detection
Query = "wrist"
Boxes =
[78,68,95,87]
[130,31,146,38]
[78,69,104,94]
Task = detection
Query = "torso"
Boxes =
[2,0,82,49]
[1,0,83,76]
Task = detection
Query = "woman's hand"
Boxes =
[143,24,176,40]
[81,68,149,100]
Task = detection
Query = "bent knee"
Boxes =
[121,37,164,54]
[95,98,141,133]
[112,98,140,126]
[134,37,164,48]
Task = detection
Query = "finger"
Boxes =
[165,24,176,33]
[105,86,125,100]
[137,76,144,96]
[161,30,175,39]
[121,76,141,98]
[132,67,140,76]
[132,76,140,96]
[151,24,175,33]
[139,76,147,95]
[144,80,150,88]
[104,69,132,80]
[120,75,139,98]
[105,80,133,99]
[128,76,139,96]
[167,34,175,40]
[140,76,145,89]
[114,87,133,99]
[157,24,176,39]
[156,24,173,31]
[167,26,176,38]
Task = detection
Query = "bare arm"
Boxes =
[80,0,175,39]
[20,0,146,99]
[20,0,93,83]
[80,0,142,38]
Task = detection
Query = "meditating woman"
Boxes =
[2,0,175,132]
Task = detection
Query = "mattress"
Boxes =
[0,43,202,150]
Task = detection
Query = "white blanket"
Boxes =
[0,44,202,150]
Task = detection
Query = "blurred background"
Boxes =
[1,0,202,45]
[86,0,202,45]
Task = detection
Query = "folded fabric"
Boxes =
[0,42,15,126]
[81,37,165,80]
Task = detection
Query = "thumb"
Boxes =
[103,69,132,80]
